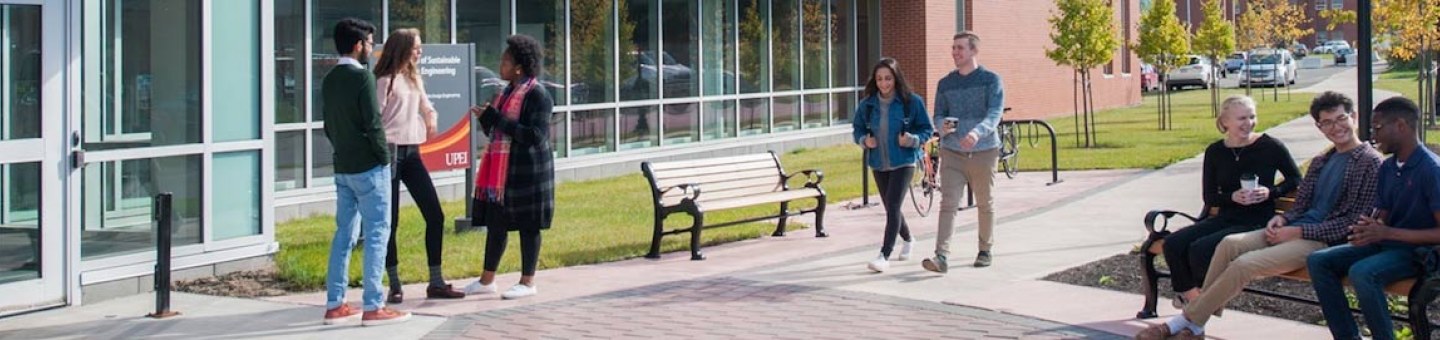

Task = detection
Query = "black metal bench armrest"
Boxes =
[1143,209,1202,235]
[782,169,825,188]
[658,183,703,203]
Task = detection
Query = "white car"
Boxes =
[1165,55,1214,90]
[1312,40,1351,54]
[1239,49,1297,87]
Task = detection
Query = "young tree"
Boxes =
[1047,0,1119,148]
[1193,0,1236,117]
[1136,0,1190,130]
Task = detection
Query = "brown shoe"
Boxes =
[1134,323,1172,340]
[322,304,361,325]
[427,284,466,299]
[361,307,412,326]
[1173,328,1205,340]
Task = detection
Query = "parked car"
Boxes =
[1239,49,1297,87]
[1334,47,1353,64]
[1223,52,1248,74]
[1140,63,1160,92]
[1165,55,1214,90]
[1290,43,1309,59]
[1313,40,1351,54]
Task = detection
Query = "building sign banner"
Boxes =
[417,44,475,172]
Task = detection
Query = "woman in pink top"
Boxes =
[372,28,464,302]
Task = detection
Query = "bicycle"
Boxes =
[909,122,1021,217]
[997,122,1020,179]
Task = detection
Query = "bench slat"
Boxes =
[662,184,784,206]
[647,153,777,171]
[660,177,780,199]
[651,160,779,181]
[697,189,823,212]
[654,168,781,189]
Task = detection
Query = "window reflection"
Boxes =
[82,0,202,150]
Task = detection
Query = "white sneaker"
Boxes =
[867,254,890,272]
[501,284,538,300]
[463,280,497,295]
[897,240,914,261]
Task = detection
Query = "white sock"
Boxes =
[1164,315,1190,335]
[1186,322,1205,335]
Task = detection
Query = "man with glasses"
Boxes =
[1307,96,1440,340]
[1137,91,1383,339]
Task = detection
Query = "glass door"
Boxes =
[0,0,66,314]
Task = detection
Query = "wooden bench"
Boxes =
[1139,197,1440,338]
[641,152,827,261]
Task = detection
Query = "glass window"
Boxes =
[311,0,382,121]
[3,5,40,141]
[311,129,335,185]
[661,0,699,98]
[1331,0,1341,10]
[772,0,801,91]
[621,0,659,101]
[82,155,202,259]
[214,152,260,241]
[856,0,876,83]
[457,0,509,106]
[619,105,658,150]
[82,0,202,150]
[739,97,769,135]
[832,90,856,123]
[276,130,306,191]
[831,0,856,88]
[275,0,306,124]
[739,0,770,93]
[701,0,737,96]
[388,0,452,44]
[802,0,829,89]
[662,102,699,145]
[551,111,567,158]
[571,108,615,155]
[1121,0,1132,74]
[773,95,799,131]
[0,162,40,284]
[516,0,568,106]
[802,93,829,128]
[214,0,261,142]
[702,100,736,140]
[571,0,616,104]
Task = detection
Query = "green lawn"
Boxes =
[1369,68,1440,146]
[276,87,1314,290]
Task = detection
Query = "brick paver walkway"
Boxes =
[425,277,1121,339]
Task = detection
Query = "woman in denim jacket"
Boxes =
[852,58,934,273]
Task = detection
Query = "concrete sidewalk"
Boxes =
[0,67,1403,339]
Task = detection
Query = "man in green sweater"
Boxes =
[320,17,410,326]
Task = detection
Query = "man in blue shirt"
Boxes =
[1308,96,1440,340]
[922,31,1005,273]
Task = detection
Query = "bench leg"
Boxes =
[690,212,706,261]
[1137,233,1164,319]
[814,195,828,238]
[646,212,664,259]
[772,201,789,237]
[1408,278,1439,340]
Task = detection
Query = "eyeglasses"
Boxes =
[1315,113,1350,129]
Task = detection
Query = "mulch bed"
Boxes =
[173,270,310,298]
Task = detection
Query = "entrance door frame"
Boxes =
[0,0,71,315]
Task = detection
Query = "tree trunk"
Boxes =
[1074,69,1081,147]
[1088,69,1098,146]
[1082,70,1092,147]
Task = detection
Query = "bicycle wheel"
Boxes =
[999,125,1020,179]
[910,156,936,217]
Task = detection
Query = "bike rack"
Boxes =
[999,119,1063,186]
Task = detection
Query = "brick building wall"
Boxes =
[882,0,1142,121]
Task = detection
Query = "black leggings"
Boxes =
[873,167,915,257]
[386,145,447,268]
[1161,216,1259,292]
[484,227,542,276]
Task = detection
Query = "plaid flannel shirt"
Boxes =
[1283,144,1383,245]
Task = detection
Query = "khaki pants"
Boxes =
[1183,229,1327,325]
[935,148,999,257]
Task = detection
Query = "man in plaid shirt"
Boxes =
[1138,92,1383,340]
[1308,96,1440,340]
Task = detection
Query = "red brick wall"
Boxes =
[882,0,1143,120]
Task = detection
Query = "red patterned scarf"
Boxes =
[475,78,537,203]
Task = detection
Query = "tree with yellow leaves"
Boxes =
[1193,0,1235,117]
[1047,0,1119,147]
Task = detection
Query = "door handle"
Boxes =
[71,149,85,170]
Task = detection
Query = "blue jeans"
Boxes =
[325,165,392,311]
[1307,244,1422,340]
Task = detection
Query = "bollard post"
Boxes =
[147,192,180,319]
